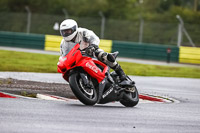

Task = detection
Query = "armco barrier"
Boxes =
[0,31,45,49]
[1,31,200,65]
[179,46,200,64]
[98,39,112,53]
[44,35,112,53]
[45,35,62,51]
[112,41,179,62]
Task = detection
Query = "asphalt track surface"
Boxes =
[0,72,200,133]
[0,47,200,132]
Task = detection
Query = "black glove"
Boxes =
[85,44,99,56]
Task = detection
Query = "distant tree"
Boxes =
[0,0,199,22]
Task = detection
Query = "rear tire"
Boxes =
[69,73,98,105]
[120,86,139,107]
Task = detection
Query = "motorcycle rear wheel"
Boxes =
[120,86,139,107]
[69,73,98,105]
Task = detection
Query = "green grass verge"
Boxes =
[0,50,200,78]
[120,62,200,78]
[0,50,59,73]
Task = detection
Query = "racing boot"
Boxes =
[95,50,134,86]
[113,64,134,86]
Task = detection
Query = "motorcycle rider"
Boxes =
[59,19,131,85]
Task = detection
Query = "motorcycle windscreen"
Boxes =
[57,44,81,72]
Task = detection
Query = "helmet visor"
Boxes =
[60,25,77,37]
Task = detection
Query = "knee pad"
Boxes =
[95,50,117,68]
[95,50,107,62]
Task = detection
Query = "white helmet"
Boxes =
[60,19,78,41]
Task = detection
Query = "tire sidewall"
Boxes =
[120,87,139,107]
[69,73,98,105]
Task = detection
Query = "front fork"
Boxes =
[79,73,91,88]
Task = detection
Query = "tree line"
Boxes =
[0,0,200,23]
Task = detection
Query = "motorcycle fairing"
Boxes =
[57,43,108,83]
[76,58,107,83]
[97,78,123,104]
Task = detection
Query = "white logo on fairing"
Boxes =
[86,62,98,73]
[102,87,113,98]
[60,57,67,62]
[63,57,67,61]
[101,79,105,84]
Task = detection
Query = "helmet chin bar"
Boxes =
[63,31,77,41]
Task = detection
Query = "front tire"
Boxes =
[120,86,139,107]
[69,73,98,105]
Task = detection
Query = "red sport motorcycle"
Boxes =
[57,43,139,107]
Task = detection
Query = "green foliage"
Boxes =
[166,6,200,23]
[0,0,200,21]
[0,0,199,21]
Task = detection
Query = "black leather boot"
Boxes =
[114,64,127,81]
[113,64,134,86]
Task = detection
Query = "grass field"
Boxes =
[0,50,200,78]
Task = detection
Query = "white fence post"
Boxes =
[176,15,183,47]
[139,15,144,43]
[62,8,69,19]
[99,11,105,39]
[176,15,195,47]
[25,6,31,34]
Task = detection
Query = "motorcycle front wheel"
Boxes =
[120,86,139,107]
[69,73,98,105]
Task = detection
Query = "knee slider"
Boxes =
[101,52,108,61]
